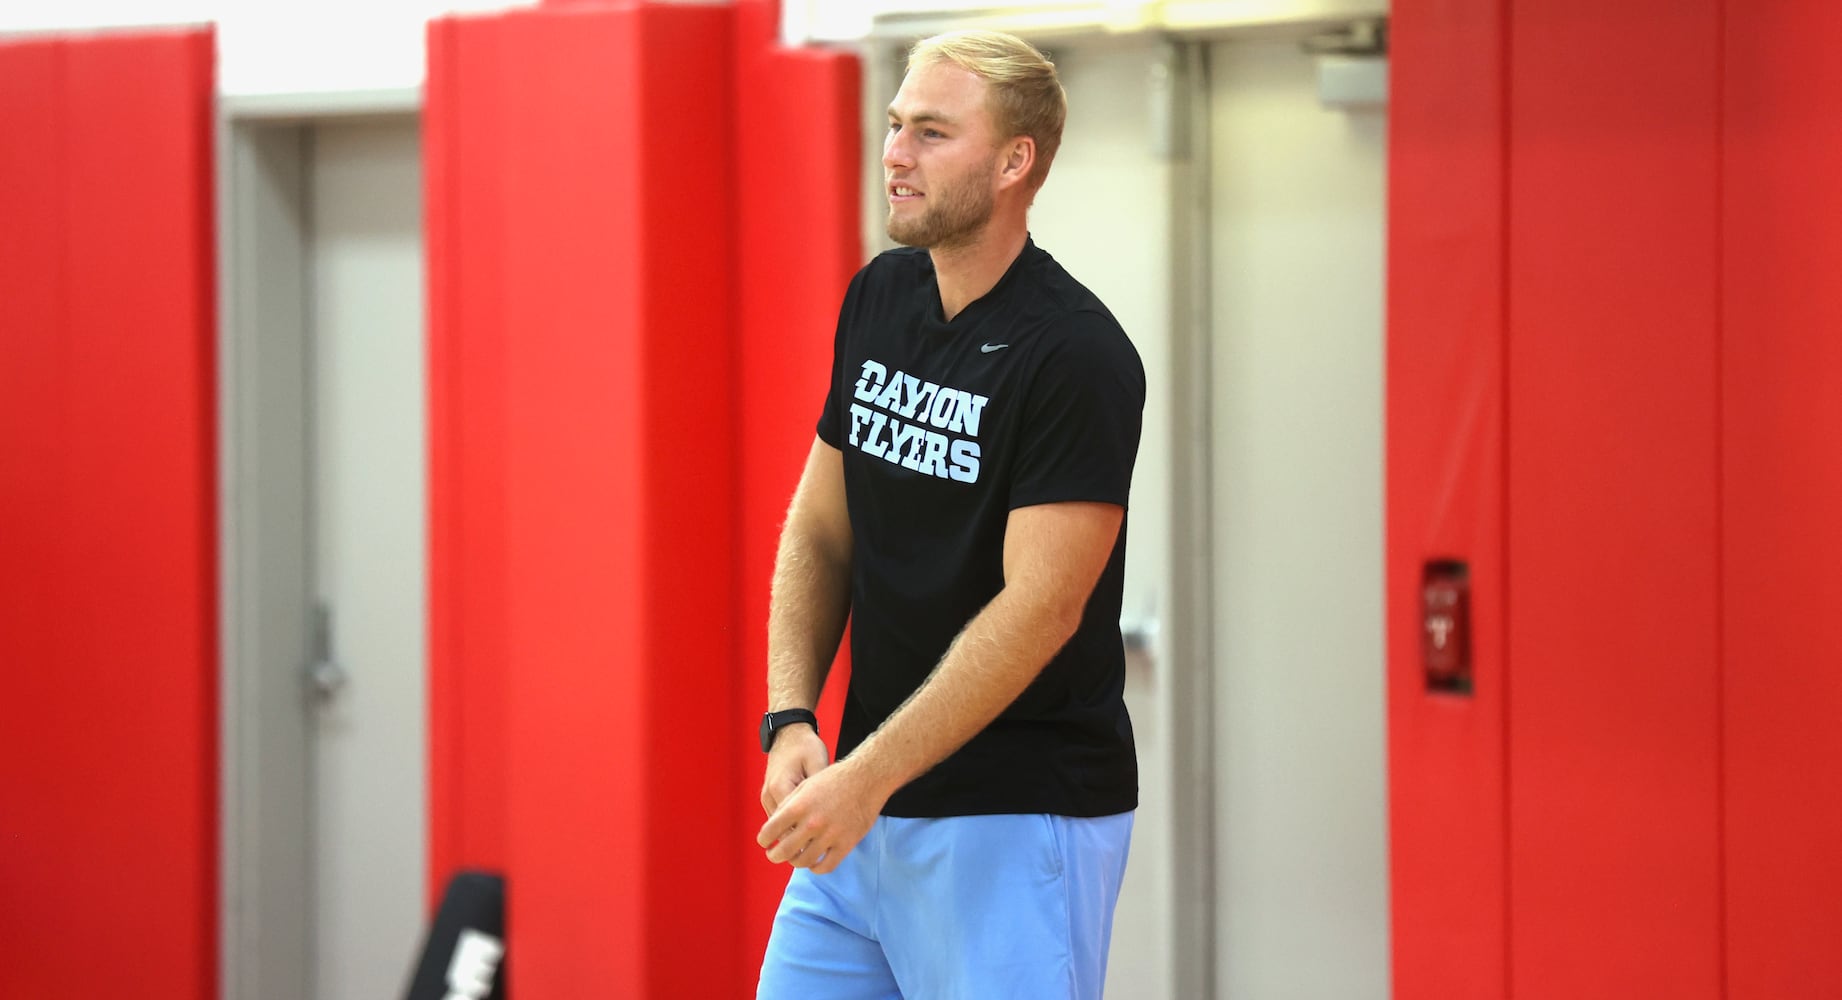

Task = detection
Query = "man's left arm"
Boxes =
[757,499,1123,873]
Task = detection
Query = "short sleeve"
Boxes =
[816,267,869,448]
[1008,312,1146,510]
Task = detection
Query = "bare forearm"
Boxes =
[756,502,1121,874]
[766,525,852,711]
[846,586,1078,797]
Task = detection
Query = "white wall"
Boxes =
[5,1,1386,95]
[1209,36,1389,999]
[0,0,533,95]
[785,0,1387,45]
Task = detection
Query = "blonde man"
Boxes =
[755,30,1144,999]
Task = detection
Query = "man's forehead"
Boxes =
[889,61,989,119]
[887,105,958,124]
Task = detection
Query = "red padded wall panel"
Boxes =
[1506,3,1722,996]
[429,5,740,996]
[631,9,744,995]
[59,31,219,986]
[426,12,513,904]
[494,11,649,995]
[731,0,864,966]
[1722,3,1842,994]
[429,3,858,992]
[496,17,649,991]
[0,39,70,999]
[1385,1,1508,996]
[0,29,217,1000]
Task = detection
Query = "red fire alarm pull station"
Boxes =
[1422,560,1472,694]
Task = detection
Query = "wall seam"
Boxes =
[424,15,452,908]
[720,11,748,991]
[1497,0,1515,996]
[191,30,223,999]
[1712,0,1729,995]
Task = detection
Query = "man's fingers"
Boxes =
[761,778,795,815]
[756,817,784,849]
[761,765,809,815]
[767,827,814,865]
[798,745,828,780]
[791,845,829,870]
[757,803,803,850]
[783,828,831,869]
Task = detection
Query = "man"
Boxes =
[755,29,1145,1000]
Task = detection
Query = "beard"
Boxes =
[886,157,996,251]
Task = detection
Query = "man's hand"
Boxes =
[756,756,889,875]
[760,724,829,816]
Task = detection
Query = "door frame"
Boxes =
[1163,40,1219,1000]
[215,87,420,1000]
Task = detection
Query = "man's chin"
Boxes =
[887,210,985,251]
[886,216,930,249]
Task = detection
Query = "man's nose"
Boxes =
[883,129,913,171]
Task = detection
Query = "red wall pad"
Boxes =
[426,13,513,903]
[1507,2,1722,997]
[427,5,741,997]
[1385,2,1509,997]
[0,29,217,1000]
[1722,4,1842,995]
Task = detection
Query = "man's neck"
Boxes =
[929,222,1029,323]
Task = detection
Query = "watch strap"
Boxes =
[760,708,819,752]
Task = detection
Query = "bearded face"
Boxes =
[883,60,1009,252]
[886,150,998,251]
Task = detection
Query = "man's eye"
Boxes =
[923,129,944,139]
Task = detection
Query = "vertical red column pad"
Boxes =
[429,2,860,992]
[0,37,69,1000]
[0,29,217,1000]
[731,0,864,968]
[1507,2,1723,997]
[631,9,743,995]
[430,5,740,996]
[1385,1,1509,997]
[426,13,513,904]
[1723,2,1842,994]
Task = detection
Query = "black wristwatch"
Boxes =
[759,709,819,752]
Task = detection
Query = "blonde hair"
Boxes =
[908,30,1066,190]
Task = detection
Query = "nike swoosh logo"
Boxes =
[980,343,1009,353]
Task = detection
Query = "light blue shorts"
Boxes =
[757,811,1134,1000]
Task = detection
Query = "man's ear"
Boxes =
[996,136,1037,190]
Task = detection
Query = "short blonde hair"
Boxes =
[908,30,1066,190]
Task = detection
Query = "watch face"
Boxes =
[760,710,813,752]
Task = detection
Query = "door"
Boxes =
[305,118,430,1000]
[1207,37,1390,1000]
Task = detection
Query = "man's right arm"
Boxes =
[761,437,854,815]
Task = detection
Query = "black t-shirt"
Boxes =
[816,237,1146,818]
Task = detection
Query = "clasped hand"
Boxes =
[757,729,885,875]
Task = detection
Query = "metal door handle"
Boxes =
[307,602,347,699]
[310,657,348,698]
